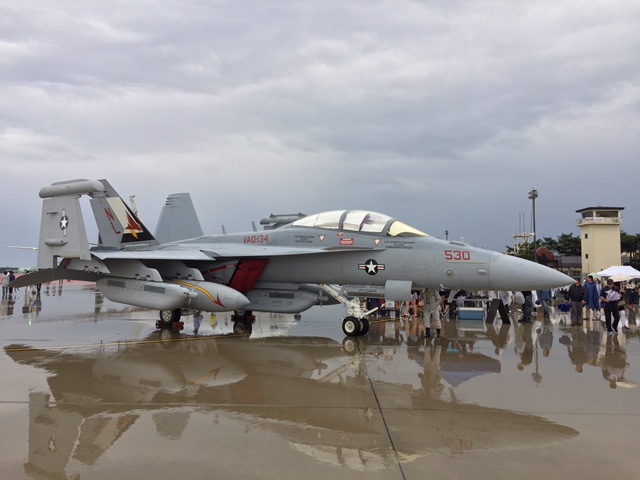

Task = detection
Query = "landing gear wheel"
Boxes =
[359,318,370,335]
[342,316,362,337]
[233,320,253,336]
[159,309,182,323]
[234,309,252,320]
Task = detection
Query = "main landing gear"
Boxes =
[231,309,255,336]
[341,316,370,337]
[156,309,184,331]
[155,309,255,336]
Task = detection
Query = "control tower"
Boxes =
[576,206,624,275]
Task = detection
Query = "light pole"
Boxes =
[528,188,538,262]
[445,230,449,240]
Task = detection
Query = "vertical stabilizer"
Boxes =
[154,193,204,244]
[89,179,159,248]
[37,179,104,268]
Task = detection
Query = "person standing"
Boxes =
[499,290,513,314]
[600,279,622,335]
[567,278,585,326]
[595,277,603,311]
[7,271,16,297]
[193,311,203,335]
[1,272,9,298]
[520,291,533,323]
[537,289,552,320]
[424,288,442,339]
[584,275,600,321]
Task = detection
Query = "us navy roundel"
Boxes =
[59,209,69,237]
[359,259,385,275]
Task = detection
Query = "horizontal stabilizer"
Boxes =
[10,268,103,288]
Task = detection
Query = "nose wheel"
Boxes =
[342,316,369,336]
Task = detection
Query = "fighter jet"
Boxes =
[12,179,572,336]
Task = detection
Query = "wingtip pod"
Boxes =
[489,253,574,291]
[39,179,105,199]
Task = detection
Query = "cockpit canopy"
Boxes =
[290,210,429,237]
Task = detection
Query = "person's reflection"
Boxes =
[33,292,42,316]
[559,326,588,373]
[94,291,104,315]
[515,323,534,371]
[601,335,628,389]
[405,318,422,360]
[405,317,422,342]
[0,298,10,315]
[418,340,444,401]
[538,324,554,358]
[447,339,475,359]
[486,324,511,355]
[2,297,16,315]
[585,321,602,367]
[21,287,42,316]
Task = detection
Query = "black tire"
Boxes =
[234,309,252,320]
[159,309,181,323]
[342,316,361,336]
[233,320,253,336]
[359,318,370,335]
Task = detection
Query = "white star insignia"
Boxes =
[365,260,378,274]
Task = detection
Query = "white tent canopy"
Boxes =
[597,265,640,282]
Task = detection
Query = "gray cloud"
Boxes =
[1,0,639,266]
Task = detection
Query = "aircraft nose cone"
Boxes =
[489,253,573,291]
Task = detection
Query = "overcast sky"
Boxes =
[2,0,639,267]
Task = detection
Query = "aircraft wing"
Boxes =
[90,244,383,261]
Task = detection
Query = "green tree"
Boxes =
[554,233,581,256]
[540,236,559,254]
[621,231,640,262]
[507,231,640,266]
[505,240,537,260]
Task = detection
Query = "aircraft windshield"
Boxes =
[290,210,429,237]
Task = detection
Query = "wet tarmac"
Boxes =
[1,283,639,479]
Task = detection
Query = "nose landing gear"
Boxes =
[341,316,370,336]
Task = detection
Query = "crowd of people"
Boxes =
[369,276,639,336]
[561,275,637,334]
[368,280,637,390]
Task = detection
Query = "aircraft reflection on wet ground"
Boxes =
[1,284,640,479]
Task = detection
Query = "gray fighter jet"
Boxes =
[13,179,572,336]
